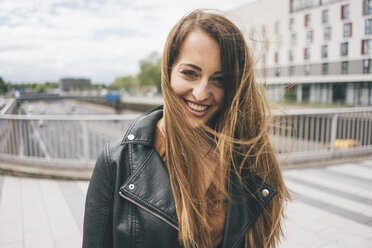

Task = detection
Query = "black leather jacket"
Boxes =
[83,106,277,248]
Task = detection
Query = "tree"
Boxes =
[91,84,106,90]
[137,52,162,92]
[44,82,59,89]
[0,77,8,94]
[109,76,138,91]
[35,84,47,93]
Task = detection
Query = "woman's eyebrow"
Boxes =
[180,63,202,71]
[180,63,223,75]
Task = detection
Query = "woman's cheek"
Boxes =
[171,78,189,96]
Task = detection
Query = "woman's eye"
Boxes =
[212,76,224,84]
[181,70,197,78]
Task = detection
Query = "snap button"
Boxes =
[127,134,134,140]
[128,184,135,190]
[262,189,269,197]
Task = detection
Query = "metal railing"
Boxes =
[272,107,372,163]
[0,107,371,168]
[0,114,137,168]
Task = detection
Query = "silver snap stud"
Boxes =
[127,134,134,140]
[128,184,135,190]
[262,189,269,197]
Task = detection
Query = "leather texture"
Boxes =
[83,106,278,248]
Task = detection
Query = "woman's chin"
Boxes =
[185,116,206,129]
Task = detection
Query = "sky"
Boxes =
[0,0,255,84]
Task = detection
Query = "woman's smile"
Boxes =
[183,99,210,116]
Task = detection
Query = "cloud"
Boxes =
[0,0,254,84]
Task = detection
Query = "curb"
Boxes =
[0,162,92,181]
[2,154,372,181]
[282,154,372,170]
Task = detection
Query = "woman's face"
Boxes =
[170,29,225,127]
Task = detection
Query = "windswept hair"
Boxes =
[162,9,290,248]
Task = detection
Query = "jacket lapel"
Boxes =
[222,173,277,248]
[119,147,179,229]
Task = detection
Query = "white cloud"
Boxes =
[0,0,254,84]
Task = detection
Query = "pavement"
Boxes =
[0,160,372,248]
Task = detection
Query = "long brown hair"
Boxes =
[161,9,290,248]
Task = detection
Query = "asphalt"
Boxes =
[0,160,371,248]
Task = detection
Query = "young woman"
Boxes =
[83,9,289,248]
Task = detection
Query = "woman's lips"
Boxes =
[183,99,209,117]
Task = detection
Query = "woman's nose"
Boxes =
[192,79,210,102]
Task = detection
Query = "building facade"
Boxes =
[232,0,372,106]
[60,78,91,92]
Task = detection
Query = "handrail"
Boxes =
[0,108,371,169]
[0,114,139,121]
[0,99,16,115]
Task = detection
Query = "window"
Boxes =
[291,0,320,12]
[304,48,311,60]
[324,26,331,40]
[363,59,371,73]
[289,66,295,75]
[362,39,372,54]
[291,0,319,12]
[291,33,297,46]
[322,9,329,24]
[322,63,329,75]
[366,19,372,35]
[274,52,279,63]
[289,18,295,30]
[363,0,372,15]
[261,25,267,37]
[306,30,313,43]
[304,64,311,75]
[321,44,328,58]
[340,42,349,56]
[289,50,294,61]
[343,23,352,38]
[275,67,281,77]
[341,61,349,74]
[305,14,311,27]
[275,21,280,34]
[341,4,349,19]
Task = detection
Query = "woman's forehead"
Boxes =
[176,30,221,72]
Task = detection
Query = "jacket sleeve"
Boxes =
[83,143,115,248]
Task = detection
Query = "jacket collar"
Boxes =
[121,105,163,147]
[120,106,278,248]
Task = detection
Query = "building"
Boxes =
[232,0,372,106]
[60,78,91,92]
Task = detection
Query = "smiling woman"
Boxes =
[83,9,290,248]
[169,29,225,127]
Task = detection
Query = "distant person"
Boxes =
[83,9,289,248]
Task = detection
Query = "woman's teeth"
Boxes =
[186,101,208,112]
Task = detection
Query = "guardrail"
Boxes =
[272,107,372,163]
[0,114,138,169]
[0,108,371,168]
[0,99,17,115]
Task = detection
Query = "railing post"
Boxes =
[82,121,89,164]
[330,113,338,153]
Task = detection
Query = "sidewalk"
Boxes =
[0,160,371,248]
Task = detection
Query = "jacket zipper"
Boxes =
[119,191,179,230]
[119,191,200,248]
